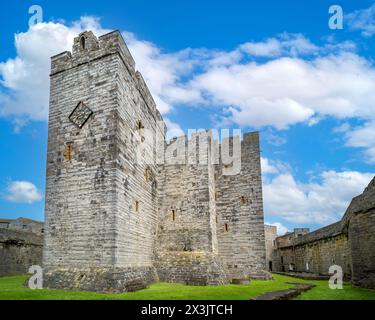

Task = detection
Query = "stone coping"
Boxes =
[253,282,316,300]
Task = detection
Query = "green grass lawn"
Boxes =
[0,274,374,300]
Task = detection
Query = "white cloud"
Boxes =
[261,157,279,175]
[122,32,202,114]
[263,130,287,146]
[347,3,375,37]
[0,17,110,122]
[4,181,43,204]
[0,17,202,123]
[261,157,290,176]
[263,170,374,225]
[344,121,375,163]
[1,17,375,162]
[266,222,289,236]
[240,33,318,58]
[192,52,375,129]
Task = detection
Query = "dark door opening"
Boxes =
[269,261,273,271]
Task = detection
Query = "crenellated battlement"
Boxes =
[51,30,135,74]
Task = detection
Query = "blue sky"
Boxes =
[0,0,375,234]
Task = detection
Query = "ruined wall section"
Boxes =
[216,132,268,279]
[272,177,375,289]
[343,177,375,288]
[0,229,43,276]
[274,224,351,278]
[264,225,277,271]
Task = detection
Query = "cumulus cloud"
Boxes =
[263,170,374,226]
[240,33,318,58]
[122,32,203,114]
[4,181,43,204]
[261,158,279,175]
[261,157,290,176]
[1,16,375,161]
[343,121,375,163]
[0,17,110,123]
[347,3,375,37]
[0,16,203,124]
[192,52,375,129]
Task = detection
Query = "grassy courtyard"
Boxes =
[0,274,374,300]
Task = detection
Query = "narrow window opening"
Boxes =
[135,201,140,213]
[240,196,247,205]
[224,223,229,233]
[63,144,74,161]
[145,168,150,181]
[80,37,86,50]
[172,210,176,222]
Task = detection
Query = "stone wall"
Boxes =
[343,177,375,289]
[155,132,228,285]
[271,176,375,289]
[44,30,160,291]
[273,223,351,278]
[264,225,277,271]
[216,133,268,279]
[44,30,268,292]
[0,229,43,276]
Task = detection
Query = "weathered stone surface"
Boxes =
[253,283,315,300]
[273,223,352,278]
[265,225,277,271]
[0,229,43,276]
[215,133,269,280]
[44,30,268,292]
[343,177,375,289]
[270,176,375,289]
[44,267,157,293]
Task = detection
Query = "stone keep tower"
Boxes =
[44,31,164,291]
[44,30,268,292]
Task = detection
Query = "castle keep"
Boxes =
[43,30,268,292]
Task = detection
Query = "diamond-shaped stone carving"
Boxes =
[69,102,93,128]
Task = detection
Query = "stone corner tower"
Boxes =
[44,30,163,292]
